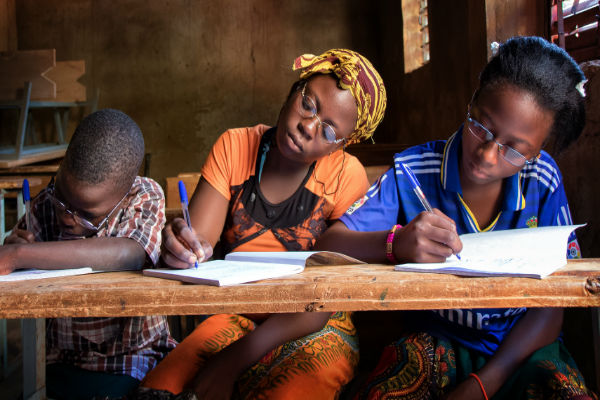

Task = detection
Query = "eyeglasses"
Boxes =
[466,113,538,167]
[47,180,128,232]
[296,83,345,145]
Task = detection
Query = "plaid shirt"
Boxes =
[16,176,176,380]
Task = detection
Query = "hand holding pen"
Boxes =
[178,180,200,269]
[23,178,31,232]
[4,179,35,245]
[396,162,462,262]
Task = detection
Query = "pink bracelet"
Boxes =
[386,224,401,264]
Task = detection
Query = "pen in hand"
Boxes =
[178,180,199,269]
[398,162,461,260]
[22,178,31,232]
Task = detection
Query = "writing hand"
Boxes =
[4,227,35,245]
[160,218,213,269]
[393,209,462,263]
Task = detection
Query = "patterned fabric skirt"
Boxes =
[139,312,358,399]
[354,332,597,400]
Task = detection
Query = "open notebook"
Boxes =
[394,224,583,279]
[143,251,364,286]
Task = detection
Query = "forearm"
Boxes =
[216,312,332,376]
[476,307,563,397]
[314,222,389,263]
[6,237,147,271]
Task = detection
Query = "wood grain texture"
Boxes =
[0,176,41,189]
[41,60,86,102]
[0,49,56,100]
[0,259,598,319]
[165,173,201,209]
[0,0,17,52]
[0,148,66,168]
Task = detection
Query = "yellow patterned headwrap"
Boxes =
[293,49,387,145]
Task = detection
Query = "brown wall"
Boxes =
[12,0,490,187]
[14,0,383,184]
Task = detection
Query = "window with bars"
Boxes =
[551,0,600,62]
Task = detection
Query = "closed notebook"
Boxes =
[394,224,583,279]
[143,251,364,286]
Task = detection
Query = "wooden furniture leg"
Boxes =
[22,318,45,400]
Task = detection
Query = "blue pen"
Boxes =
[178,180,199,269]
[22,179,31,231]
[398,162,461,260]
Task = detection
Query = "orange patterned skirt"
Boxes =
[140,312,359,399]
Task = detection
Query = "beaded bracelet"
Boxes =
[469,373,489,400]
[385,224,402,264]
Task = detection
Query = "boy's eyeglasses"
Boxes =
[296,83,346,145]
[466,113,538,167]
[47,181,128,232]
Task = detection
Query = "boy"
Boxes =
[2,109,176,399]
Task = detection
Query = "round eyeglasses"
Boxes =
[296,83,346,145]
[48,181,128,232]
[466,113,538,167]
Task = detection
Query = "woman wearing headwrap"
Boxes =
[136,49,387,399]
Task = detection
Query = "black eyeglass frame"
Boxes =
[47,178,129,232]
[466,112,539,167]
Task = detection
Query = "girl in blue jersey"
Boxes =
[316,36,596,399]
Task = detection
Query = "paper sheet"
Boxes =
[395,225,583,278]
[0,267,94,282]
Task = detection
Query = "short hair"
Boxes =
[475,36,586,153]
[64,109,144,190]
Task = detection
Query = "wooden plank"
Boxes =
[165,173,201,209]
[41,60,86,102]
[0,259,598,319]
[569,45,600,63]
[551,4,599,34]
[0,175,50,199]
[0,49,56,101]
[485,0,548,56]
[0,177,42,190]
[22,318,45,400]
[346,143,409,166]
[0,164,60,174]
[0,0,17,52]
[0,148,66,168]
[364,165,389,184]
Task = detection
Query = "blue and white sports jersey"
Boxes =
[340,127,580,355]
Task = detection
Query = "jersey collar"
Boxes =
[440,125,526,212]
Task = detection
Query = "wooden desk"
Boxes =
[1,259,599,319]
[3,259,600,399]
